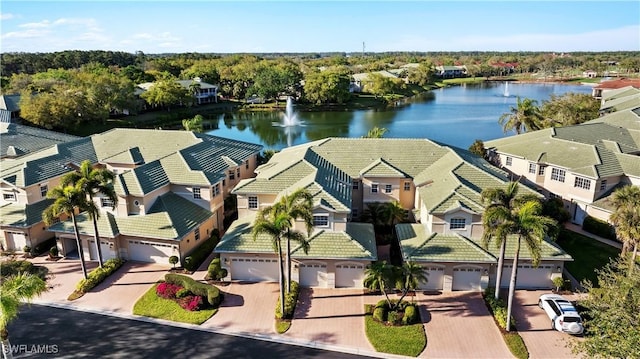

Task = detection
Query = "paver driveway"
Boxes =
[512,290,583,359]
[30,255,99,303]
[417,291,513,359]
[286,288,374,351]
[203,282,279,335]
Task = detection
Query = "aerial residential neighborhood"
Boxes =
[1,1,639,359]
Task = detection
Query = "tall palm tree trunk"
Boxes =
[630,243,638,275]
[91,214,104,268]
[276,240,286,317]
[72,214,88,279]
[1,328,14,359]
[286,229,292,294]
[506,236,521,332]
[494,240,507,300]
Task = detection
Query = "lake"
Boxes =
[206,82,593,150]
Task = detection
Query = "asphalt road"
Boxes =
[6,305,374,359]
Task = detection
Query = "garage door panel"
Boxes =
[300,263,327,287]
[419,266,444,290]
[453,267,482,291]
[6,232,27,251]
[335,263,365,288]
[501,264,553,289]
[231,257,279,282]
[128,240,176,264]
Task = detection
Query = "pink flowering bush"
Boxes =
[156,281,204,311]
[156,282,183,299]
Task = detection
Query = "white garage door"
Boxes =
[299,262,327,287]
[230,257,279,282]
[88,240,117,261]
[128,240,176,264]
[452,267,482,291]
[335,263,365,288]
[419,266,445,290]
[6,232,27,251]
[501,264,554,289]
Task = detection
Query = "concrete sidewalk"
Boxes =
[564,222,622,249]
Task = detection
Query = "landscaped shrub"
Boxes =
[206,257,228,280]
[181,236,219,272]
[49,246,59,257]
[483,288,516,330]
[364,304,374,314]
[176,287,191,298]
[373,307,387,322]
[402,305,418,325]
[169,255,179,268]
[156,282,182,299]
[582,216,616,241]
[76,258,125,293]
[164,273,223,307]
[0,259,48,280]
[387,310,400,324]
[275,281,300,319]
[178,295,203,311]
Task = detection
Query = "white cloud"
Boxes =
[1,13,16,20]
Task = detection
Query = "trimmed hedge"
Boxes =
[483,288,516,329]
[206,257,228,280]
[275,281,300,319]
[402,305,419,325]
[76,258,125,293]
[165,273,223,307]
[182,236,219,272]
[582,216,617,241]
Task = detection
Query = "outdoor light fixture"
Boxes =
[557,266,562,272]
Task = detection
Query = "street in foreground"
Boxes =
[7,305,374,359]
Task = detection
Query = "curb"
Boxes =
[30,300,406,359]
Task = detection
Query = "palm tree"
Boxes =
[363,202,386,229]
[395,261,428,304]
[610,185,640,272]
[271,189,313,293]
[363,261,395,308]
[252,207,289,316]
[382,201,406,226]
[1,273,47,359]
[498,97,543,135]
[500,200,557,332]
[61,160,117,268]
[43,183,90,279]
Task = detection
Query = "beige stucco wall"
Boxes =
[361,176,404,204]
[236,193,278,218]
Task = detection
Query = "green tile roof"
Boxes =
[360,158,408,177]
[470,235,573,261]
[587,107,640,130]
[216,216,376,260]
[49,192,212,241]
[1,123,79,159]
[0,199,53,227]
[397,224,496,263]
[292,223,376,260]
[600,93,640,112]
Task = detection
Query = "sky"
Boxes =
[1,1,639,54]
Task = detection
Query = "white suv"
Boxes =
[538,294,584,335]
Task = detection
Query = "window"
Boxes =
[538,165,546,176]
[450,218,466,230]
[505,157,513,166]
[528,163,536,174]
[371,184,378,193]
[404,182,411,191]
[550,168,566,182]
[229,170,235,180]
[3,193,16,201]
[194,227,200,241]
[101,198,114,208]
[599,180,607,191]
[385,184,392,193]
[313,215,329,227]
[574,176,591,190]
[193,187,202,199]
[214,183,220,196]
[245,160,249,169]
[352,180,359,189]
[40,184,48,198]
[248,196,258,209]
[237,168,241,178]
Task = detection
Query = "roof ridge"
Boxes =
[453,233,498,262]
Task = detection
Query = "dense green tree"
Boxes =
[498,97,543,134]
[1,272,47,357]
[303,70,351,104]
[540,93,600,127]
[468,139,487,159]
[365,73,403,98]
[571,257,639,358]
[182,114,204,133]
[610,185,640,270]
[140,77,190,110]
[407,62,435,86]
[60,160,117,268]
[180,59,220,84]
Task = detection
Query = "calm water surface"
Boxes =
[207,82,592,150]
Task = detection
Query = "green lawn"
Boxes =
[364,313,426,357]
[133,284,217,325]
[556,229,621,286]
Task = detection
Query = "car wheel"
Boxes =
[551,320,555,330]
